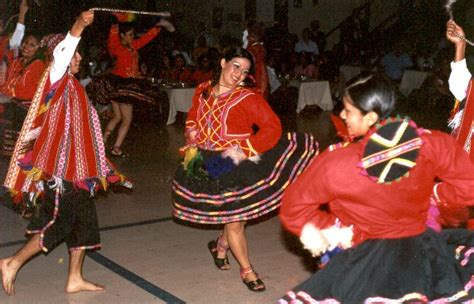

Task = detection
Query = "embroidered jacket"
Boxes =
[108,24,160,78]
[280,130,474,246]
[0,58,46,100]
[186,82,282,157]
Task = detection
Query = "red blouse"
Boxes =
[108,25,160,78]
[280,130,474,246]
[0,58,46,100]
[186,82,282,157]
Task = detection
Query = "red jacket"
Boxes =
[108,25,160,78]
[0,58,46,100]
[280,130,474,246]
[186,82,281,157]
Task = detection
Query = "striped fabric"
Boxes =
[172,132,318,224]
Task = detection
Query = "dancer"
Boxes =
[279,73,474,303]
[172,46,317,292]
[0,0,46,156]
[1,10,130,296]
[102,13,175,157]
[245,22,269,98]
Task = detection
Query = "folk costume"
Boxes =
[0,57,46,157]
[3,33,131,251]
[86,23,168,126]
[279,117,474,303]
[172,81,318,224]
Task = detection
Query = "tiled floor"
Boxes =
[0,109,336,303]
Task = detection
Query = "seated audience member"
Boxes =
[170,53,193,84]
[191,53,214,85]
[159,52,175,83]
[293,52,319,79]
[294,28,319,58]
[380,42,413,82]
[172,39,193,66]
[192,34,209,64]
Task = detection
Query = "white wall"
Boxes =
[149,0,399,48]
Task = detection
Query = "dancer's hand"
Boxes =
[19,0,29,16]
[446,20,466,46]
[78,10,94,28]
[156,19,175,32]
[18,0,29,24]
[71,11,94,37]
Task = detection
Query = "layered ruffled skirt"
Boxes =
[172,132,318,224]
[86,74,169,126]
[279,228,474,303]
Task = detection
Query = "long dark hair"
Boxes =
[344,72,396,119]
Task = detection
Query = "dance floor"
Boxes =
[0,109,336,303]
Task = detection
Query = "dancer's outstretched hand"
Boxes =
[446,20,465,45]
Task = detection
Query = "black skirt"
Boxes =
[86,74,169,126]
[172,132,318,224]
[279,228,474,303]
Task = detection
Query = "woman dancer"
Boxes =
[0,1,46,156]
[279,73,474,303]
[172,46,317,292]
[103,14,175,157]
[1,10,130,296]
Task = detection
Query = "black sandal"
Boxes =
[207,236,230,270]
[240,266,265,292]
[110,148,128,158]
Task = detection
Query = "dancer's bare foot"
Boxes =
[1,257,20,296]
[65,278,105,293]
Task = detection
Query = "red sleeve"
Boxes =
[430,131,474,206]
[279,150,338,236]
[248,45,269,96]
[107,25,121,57]
[185,83,207,133]
[239,94,282,156]
[132,27,160,50]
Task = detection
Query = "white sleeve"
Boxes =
[49,32,81,85]
[448,59,472,101]
[9,23,25,49]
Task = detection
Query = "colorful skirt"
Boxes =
[279,228,474,303]
[86,74,169,126]
[172,132,318,224]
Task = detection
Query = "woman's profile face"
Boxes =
[340,95,373,137]
[219,57,251,88]
[21,36,39,59]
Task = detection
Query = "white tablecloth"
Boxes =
[165,87,195,125]
[339,65,362,83]
[289,80,333,113]
[399,70,429,96]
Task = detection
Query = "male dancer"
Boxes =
[1,10,129,295]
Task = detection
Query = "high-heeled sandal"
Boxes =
[207,235,230,270]
[240,266,265,292]
[110,147,128,158]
